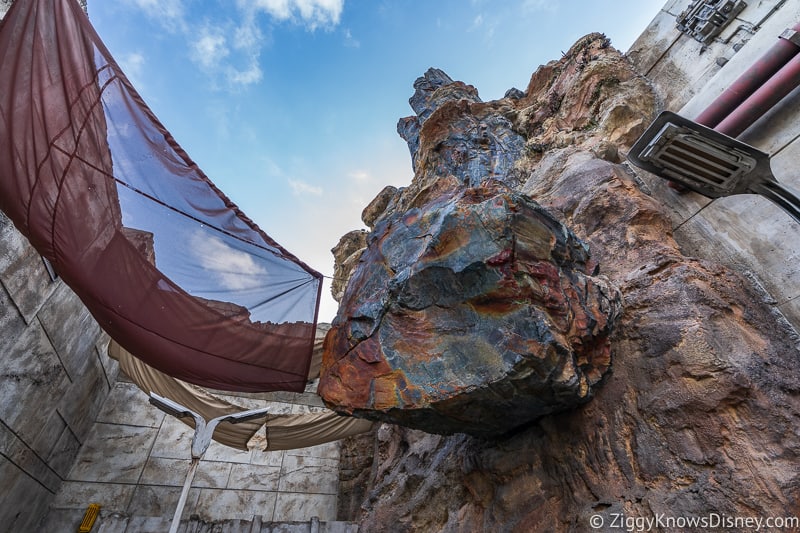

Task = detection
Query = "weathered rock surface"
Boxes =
[320,179,621,436]
[328,33,800,532]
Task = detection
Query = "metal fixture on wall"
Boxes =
[677,0,748,45]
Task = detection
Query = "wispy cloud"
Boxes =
[251,0,344,30]
[124,0,188,32]
[191,26,230,70]
[348,170,370,182]
[118,52,146,89]
[125,0,345,90]
[190,232,269,291]
[343,28,360,48]
[288,179,324,196]
[470,14,484,31]
[521,0,558,14]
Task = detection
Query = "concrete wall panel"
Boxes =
[1,321,72,443]
[628,0,800,343]
[0,214,58,323]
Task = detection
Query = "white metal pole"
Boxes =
[169,457,200,533]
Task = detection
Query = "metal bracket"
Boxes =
[779,28,800,48]
[677,0,748,45]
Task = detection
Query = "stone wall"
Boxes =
[0,2,115,530]
[0,210,116,531]
[42,377,345,530]
[627,0,800,332]
[1,3,354,530]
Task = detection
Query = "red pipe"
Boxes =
[695,22,800,129]
[714,51,800,137]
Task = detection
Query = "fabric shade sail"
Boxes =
[109,339,374,452]
[0,0,323,392]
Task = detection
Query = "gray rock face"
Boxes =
[397,67,526,188]
[322,42,631,438]
[320,179,622,437]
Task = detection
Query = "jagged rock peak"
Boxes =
[408,67,481,122]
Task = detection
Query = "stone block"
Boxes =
[0,460,56,533]
[202,438,255,464]
[227,462,281,491]
[286,440,340,460]
[37,281,103,380]
[0,282,26,355]
[0,214,57,322]
[0,432,65,493]
[58,351,110,439]
[51,481,136,511]
[250,448,285,468]
[273,493,337,522]
[127,484,199,519]
[47,425,82,479]
[278,454,339,495]
[140,456,231,489]
[118,516,173,533]
[0,321,71,443]
[31,408,68,458]
[192,488,278,522]
[94,334,119,388]
[97,381,164,428]
[94,513,132,533]
[67,422,157,483]
[38,509,88,533]
[150,415,192,460]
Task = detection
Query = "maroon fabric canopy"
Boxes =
[0,0,323,392]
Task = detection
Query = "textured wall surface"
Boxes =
[330,31,800,532]
[0,210,115,531]
[0,2,113,530]
[627,0,800,333]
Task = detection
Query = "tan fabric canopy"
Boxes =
[109,337,373,451]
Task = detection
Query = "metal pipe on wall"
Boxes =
[714,50,800,137]
[695,22,800,129]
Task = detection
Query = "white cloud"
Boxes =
[125,0,187,32]
[343,28,360,48]
[252,0,344,30]
[191,27,230,70]
[470,14,484,30]
[118,52,146,88]
[521,0,557,14]
[126,0,345,90]
[190,232,269,291]
[227,62,264,86]
[288,179,324,196]
[348,170,370,182]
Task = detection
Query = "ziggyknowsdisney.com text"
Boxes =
[589,511,800,531]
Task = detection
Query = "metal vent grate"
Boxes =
[638,122,756,193]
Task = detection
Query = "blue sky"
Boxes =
[87,0,664,322]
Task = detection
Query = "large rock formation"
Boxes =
[321,178,622,436]
[329,33,800,532]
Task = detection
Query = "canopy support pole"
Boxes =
[148,393,270,532]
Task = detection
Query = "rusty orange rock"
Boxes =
[319,180,622,436]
